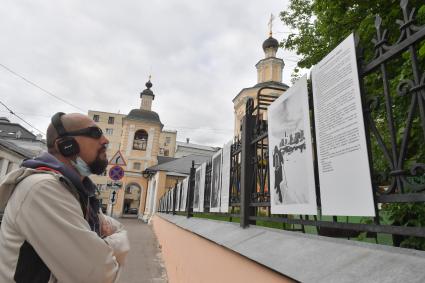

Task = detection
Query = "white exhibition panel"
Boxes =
[220,140,232,213]
[312,33,375,216]
[181,177,189,212]
[175,182,181,211]
[194,163,206,212]
[268,75,317,215]
[210,149,222,212]
[199,162,207,212]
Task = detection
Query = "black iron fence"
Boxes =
[159,0,425,247]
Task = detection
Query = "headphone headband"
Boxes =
[51,112,67,137]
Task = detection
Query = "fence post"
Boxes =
[187,160,196,218]
[240,98,256,228]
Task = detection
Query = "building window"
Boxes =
[108,116,115,124]
[93,115,100,122]
[165,137,171,144]
[133,162,141,170]
[125,184,140,194]
[164,149,169,156]
[106,128,113,135]
[133,129,148,151]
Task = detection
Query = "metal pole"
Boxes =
[187,160,195,218]
[240,98,255,228]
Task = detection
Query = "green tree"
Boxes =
[280,0,425,249]
[281,0,425,68]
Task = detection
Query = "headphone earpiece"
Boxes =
[57,136,80,157]
[51,112,80,157]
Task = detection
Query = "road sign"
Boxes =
[109,151,126,166]
[107,180,122,190]
[109,190,118,205]
[109,165,124,181]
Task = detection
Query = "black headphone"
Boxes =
[51,112,80,157]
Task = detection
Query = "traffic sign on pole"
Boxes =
[109,151,126,166]
[109,190,118,205]
[109,165,124,181]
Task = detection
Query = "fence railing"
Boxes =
[159,0,425,247]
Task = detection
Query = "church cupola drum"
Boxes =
[256,14,285,83]
[140,78,155,111]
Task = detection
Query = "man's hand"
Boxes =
[99,214,116,238]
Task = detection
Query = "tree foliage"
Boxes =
[281,0,425,249]
[281,0,425,68]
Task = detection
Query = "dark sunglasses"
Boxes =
[64,126,103,139]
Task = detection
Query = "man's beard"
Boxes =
[89,150,108,175]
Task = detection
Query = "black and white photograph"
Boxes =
[175,182,181,211]
[193,166,202,212]
[220,140,232,213]
[198,163,207,212]
[181,177,189,212]
[166,191,170,211]
[170,188,174,211]
[268,75,317,215]
[179,180,186,212]
[210,150,222,212]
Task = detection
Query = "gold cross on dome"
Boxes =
[268,13,275,36]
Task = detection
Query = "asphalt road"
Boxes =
[119,218,168,283]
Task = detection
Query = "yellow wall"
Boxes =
[88,109,175,218]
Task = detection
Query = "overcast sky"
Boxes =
[0,0,302,147]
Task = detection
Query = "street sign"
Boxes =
[107,180,122,190]
[109,165,124,181]
[109,151,126,166]
[109,190,118,205]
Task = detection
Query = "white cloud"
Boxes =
[0,0,299,147]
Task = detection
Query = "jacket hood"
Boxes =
[21,152,82,188]
[21,153,97,197]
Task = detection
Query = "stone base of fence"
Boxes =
[153,213,425,283]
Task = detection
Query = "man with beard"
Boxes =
[0,112,129,283]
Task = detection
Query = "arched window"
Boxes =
[125,183,140,194]
[133,129,148,150]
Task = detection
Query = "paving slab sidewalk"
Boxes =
[119,218,168,283]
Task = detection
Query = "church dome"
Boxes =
[262,36,279,51]
[126,109,163,127]
[140,80,155,99]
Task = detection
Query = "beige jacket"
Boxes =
[0,168,129,283]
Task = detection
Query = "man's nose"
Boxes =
[101,135,109,145]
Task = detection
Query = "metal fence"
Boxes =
[159,0,425,246]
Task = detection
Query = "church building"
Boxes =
[233,30,288,137]
[89,79,177,218]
